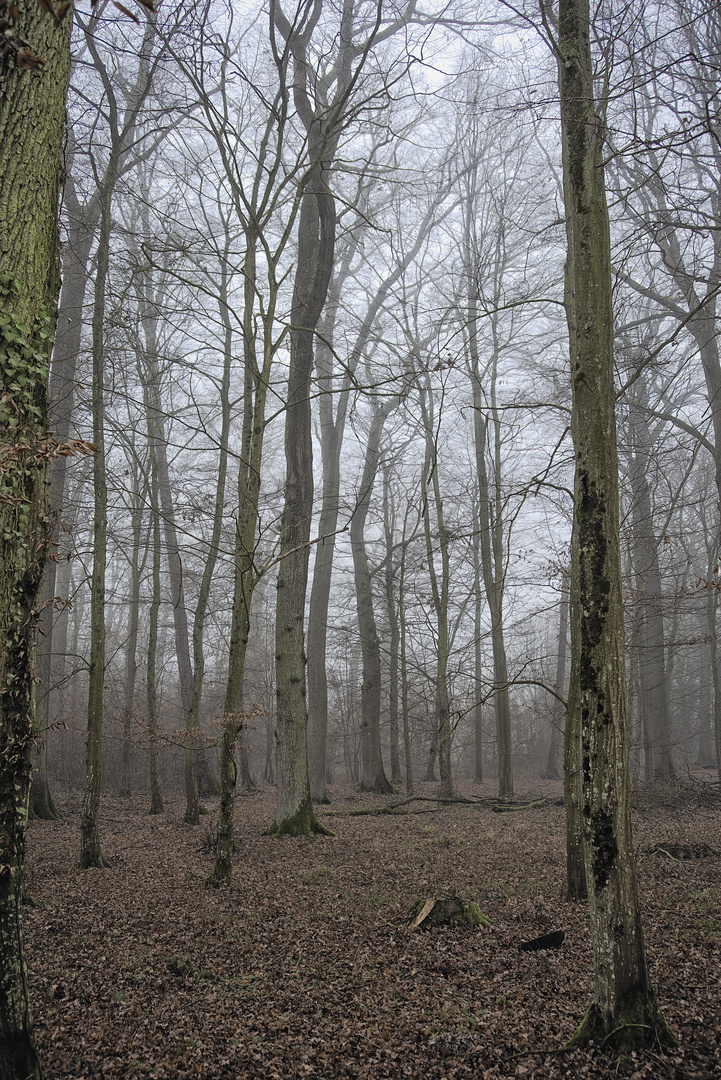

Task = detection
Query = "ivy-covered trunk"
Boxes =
[558,0,672,1050]
[0,2,72,1074]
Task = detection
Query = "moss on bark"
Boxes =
[407,896,490,930]
[567,988,677,1053]
[268,796,334,839]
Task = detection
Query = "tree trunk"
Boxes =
[307,212,431,800]
[709,547,721,775]
[382,459,403,785]
[0,5,71,1074]
[399,529,413,797]
[139,302,213,822]
[306,297,344,805]
[80,176,114,871]
[470,380,513,795]
[146,438,164,815]
[559,0,672,1048]
[419,381,453,800]
[629,394,673,781]
[213,238,274,880]
[351,407,395,795]
[272,172,335,836]
[545,586,568,780]
[120,470,144,796]
[472,525,484,784]
[33,185,94,820]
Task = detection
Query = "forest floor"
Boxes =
[25,775,721,1080]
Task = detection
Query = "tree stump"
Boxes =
[407,896,490,931]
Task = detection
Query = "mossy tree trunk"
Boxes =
[558,0,672,1049]
[0,1,72,1073]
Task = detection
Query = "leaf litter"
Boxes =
[24,779,721,1079]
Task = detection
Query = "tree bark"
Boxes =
[80,173,113,871]
[120,470,144,796]
[146,438,164,815]
[545,586,568,780]
[32,178,95,820]
[472,523,484,783]
[213,238,275,879]
[419,380,453,800]
[628,401,674,781]
[558,0,672,1049]
[0,4,71,1074]
[139,299,212,822]
[382,459,403,785]
[351,405,396,795]
[272,170,335,836]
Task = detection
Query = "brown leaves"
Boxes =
[36,0,70,27]
[0,436,96,472]
[22,784,721,1080]
[16,46,45,68]
[112,1,138,22]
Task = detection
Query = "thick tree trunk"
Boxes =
[559,0,672,1049]
[0,5,71,1074]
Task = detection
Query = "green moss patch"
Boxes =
[407,895,491,931]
